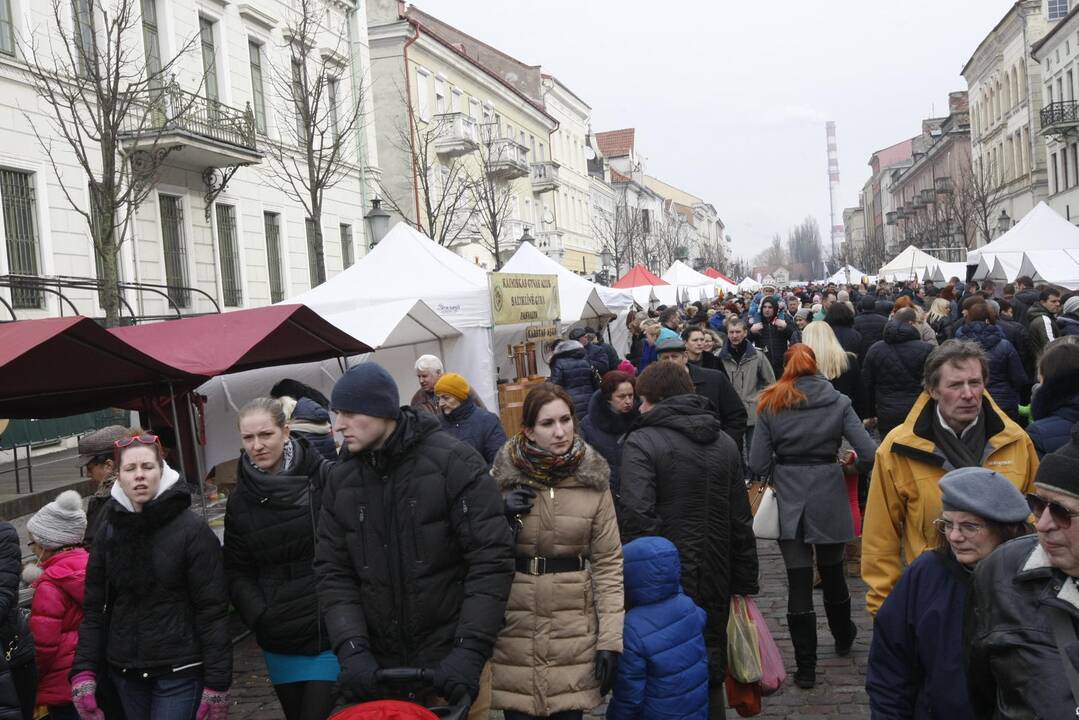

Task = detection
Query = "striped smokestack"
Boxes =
[826,121,843,262]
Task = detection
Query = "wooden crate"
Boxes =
[498,378,546,438]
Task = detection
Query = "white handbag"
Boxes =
[752,485,780,540]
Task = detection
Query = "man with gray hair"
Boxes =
[861,339,1039,615]
[410,355,485,416]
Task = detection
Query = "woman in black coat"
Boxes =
[224,397,336,720]
[549,339,598,419]
[0,523,31,720]
[433,373,507,466]
[579,370,639,497]
[824,302,863,356]
[750,297,795,378]
[72,431,231,720]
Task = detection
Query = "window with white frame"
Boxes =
[1,170,42,308]
[73,0,93,76]
[263,212,284,303]
[328,77,340,140]
[215,204,242,307]
[340,223,353,268]
[199,16,219,101]
[249,41,267,133]
[1049,0,1069,21]
[0,0,13,55]
[416,68,430,121]
[142,0,161,80]
[468,97,480,120]
[435,78,446,114]
[451,88,462,113]
[158,194,190,308]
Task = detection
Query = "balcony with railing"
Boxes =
[119,84,263,168]
[1041,100,1079,135]
[487,138,530,180]
[433,112,479,157]
[530,161,560,193]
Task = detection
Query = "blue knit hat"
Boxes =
[939,467,1029,523]
[331,363,400,419]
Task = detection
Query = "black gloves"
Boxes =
[431,645,487,703]
[504,486,537,517]
[336,639,381,702]
[595,650,620,696]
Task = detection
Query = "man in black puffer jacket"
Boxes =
[862,309,934,439]
[619,362,759,713]
[853,296,887,364]
[314,363,514,714]
[549,339,599,419]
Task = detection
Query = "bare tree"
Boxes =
[23,0,199,325]
[753,234,787,269]
[264,0,364,286]
[957,156,1007,248]
[467,123,519,269]
[377,89,476,247]
[787,216,825,279]
[592,185,647,276]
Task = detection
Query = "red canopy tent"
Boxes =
[612,265,668,288]
[703,268,737,284]
[109,304,372,377]
[0,316,203,419]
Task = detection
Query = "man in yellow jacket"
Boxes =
[862,340,1039,615]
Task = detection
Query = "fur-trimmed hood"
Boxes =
[490,440,610,492]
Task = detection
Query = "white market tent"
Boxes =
[878,245,942,282]
[738,277,762,292]
[825,265,867,285]
[500,242,636,359]
[1017,250,1079,290]
[661,261,718,301]
[928,262,968,284]
[967,203,1079,286]
[198,224,498,469]
[973,254,1021,285]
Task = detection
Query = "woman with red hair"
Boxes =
[748,345,877,690]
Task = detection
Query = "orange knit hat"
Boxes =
[434,373,470,402]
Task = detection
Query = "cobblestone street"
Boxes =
[230,540,873,719]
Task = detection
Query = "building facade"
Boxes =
[842,205,867,264]
[860,138,914,271]
[643,175,728,271]
[0,0,379,322]
[962,0,1055,239]
[1032,1,1079,222]
[887,93,974,262]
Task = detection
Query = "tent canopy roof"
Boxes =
[825,264,867,284]
[323,299,461,350]
[0,316,203,418]
[111,305,370,378]
[288,224,492,328]
[879,245,942,278]
[1018,250,1079,290]
[661,260,717,288]
[502,242,619,321]
[612,265,667,288]
[967,203,1079,286]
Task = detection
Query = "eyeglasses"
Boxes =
[113,434,159,449]
[1027,493,1079,528]
[932,518,987,537]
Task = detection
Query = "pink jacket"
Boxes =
[30,548,87,706]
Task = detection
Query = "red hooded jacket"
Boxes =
[29,548,87,705]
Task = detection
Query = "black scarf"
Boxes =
[106,485,190,593]
[932,407,987,469]
[729,341,748,362]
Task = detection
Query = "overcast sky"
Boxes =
[408,0,1013,264]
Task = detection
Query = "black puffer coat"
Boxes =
[862,321,934,435]
[1027,376,1079,457]
[854,310,888,363]
[579,389,640,495]
[619,394,759,682]
[549,341,598,419]
[0,524,25,720]
[826,320,863,357]
[953,321,1027,413]
[290,397,337,461]
[438,399,508,466]
[72,476,232,690]
[750,317,795,378]
[224,435,333,656]
[314,408,514,669]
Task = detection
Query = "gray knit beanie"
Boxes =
[27,490,87,549]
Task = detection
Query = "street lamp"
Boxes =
[996,209,1012,236]
[364,197,391,247]
[598,247,613,286]
[675,246,689,264]
[520,226,535,246]
[599,247,612,271]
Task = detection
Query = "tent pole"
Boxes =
[179,389,208,520]
[167,382,190,482]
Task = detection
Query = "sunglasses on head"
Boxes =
[113,434,160,449]
[1026,493,1079,528]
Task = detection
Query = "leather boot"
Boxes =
[824,597,858,656]
[845,538,862,578]
[786,611,817,689]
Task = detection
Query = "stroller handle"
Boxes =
[374,667,429,683]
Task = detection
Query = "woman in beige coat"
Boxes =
[490,384,624,720]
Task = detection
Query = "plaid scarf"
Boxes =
[507,433,587,487]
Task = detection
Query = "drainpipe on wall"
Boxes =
[403,22,422,225]
[346,7,371,251]
[1022,14,1039,210]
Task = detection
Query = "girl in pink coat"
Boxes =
[25,490,89,720]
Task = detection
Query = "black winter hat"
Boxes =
[331,363,400,419]
[1035,425,1079,501]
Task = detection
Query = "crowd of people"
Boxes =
[0,273,1078,719]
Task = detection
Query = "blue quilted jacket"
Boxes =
[606,537,709,720]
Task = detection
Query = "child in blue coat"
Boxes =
[607,536,709,720]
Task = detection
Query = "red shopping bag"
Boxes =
[724,671,763,717]
[330,700,440,720]
[743,597,787,695]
